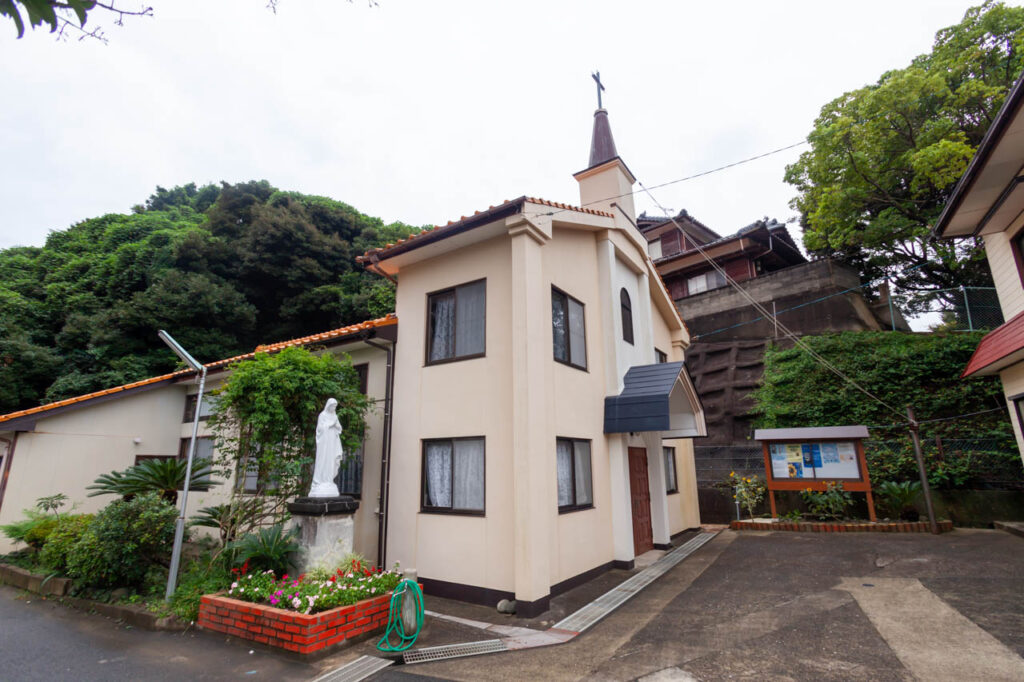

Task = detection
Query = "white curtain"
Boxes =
[552,291,568,362]
[556,440,573,507]
[664,447,677,491]
[429,292,455,362]
[425,441,452,507]
[455,281,486,357]
[568,298,586,367]
[574,440,592,505]
[453,438,485,510]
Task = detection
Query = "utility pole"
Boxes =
[907,406,939,534]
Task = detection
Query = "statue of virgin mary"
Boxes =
[309,398,345,498]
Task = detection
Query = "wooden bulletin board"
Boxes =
[757,434,876,522]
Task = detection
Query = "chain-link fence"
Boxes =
[695,438,1024,490]
[917,287,1004,331]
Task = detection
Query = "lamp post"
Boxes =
[158,330,207,600]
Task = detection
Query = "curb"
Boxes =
[730,520,954,533]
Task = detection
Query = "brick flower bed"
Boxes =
[730,519,954,533]
[198,591,392,656]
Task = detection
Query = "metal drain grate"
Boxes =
[554,531,717,634]
[311,655,394,682]
[403,638,508,665]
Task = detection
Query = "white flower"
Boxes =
[231,582,238,589]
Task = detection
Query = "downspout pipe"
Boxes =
[365,337,395,570]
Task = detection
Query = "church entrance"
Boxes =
[628,447,653,555]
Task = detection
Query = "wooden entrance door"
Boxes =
[628,447,654,555]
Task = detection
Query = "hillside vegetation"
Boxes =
[0,181,420,412]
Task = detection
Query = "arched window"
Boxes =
[620,288,634,345]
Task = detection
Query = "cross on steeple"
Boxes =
[592,71,605,109]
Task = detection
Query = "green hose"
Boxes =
[375,579,425,652]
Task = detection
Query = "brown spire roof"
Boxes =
[588,108,618,168]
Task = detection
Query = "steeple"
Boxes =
[588,108,619,168]
[574,72,636,227]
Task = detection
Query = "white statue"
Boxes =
[309,398,345,498]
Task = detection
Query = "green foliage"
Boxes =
[87,457,217,505]
[0,509,51,549]
[753,332,1018,488]
[168,556,234,622]
[0,181,420,412]
[65,492,177,589]
[729,472,766,520]
[35,493,68,516]
[189,497,276,546]
[786,2,1024,309]
[801,482,853,520]
[38,513,93,574]
[226,524,300,576]
[0,0,93,38]
[875,480,922,520]
[210,346,369,512]
[753,331,1010,436]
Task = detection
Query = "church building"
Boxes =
[0,102,706,616]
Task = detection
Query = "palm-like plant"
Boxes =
[87,457,217,505]
[190,496,275,546]
[227,523,300,575]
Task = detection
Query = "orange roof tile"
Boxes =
[357,196,613,264]
[0,314,398,426]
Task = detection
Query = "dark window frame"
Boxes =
[620,288,634,345]
[353,363,369,395]
[177,436,214,488]
[182,394,214,423]
[664,446,678,494]
[655,348,668,364]
[1011,224,1024,290]
[556,437,595,514]
[551,286,588,371]
[420,437,486,516]
[424,279,487,366]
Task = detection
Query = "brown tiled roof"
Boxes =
[357,197,613,264]
[0,314,398,426]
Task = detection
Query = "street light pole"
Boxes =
[158,330,207,601]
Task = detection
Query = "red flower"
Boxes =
[240,559,250,576]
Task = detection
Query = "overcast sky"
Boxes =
[0,0,998,252]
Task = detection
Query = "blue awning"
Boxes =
[604,361,706,437]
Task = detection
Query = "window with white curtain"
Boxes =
[664,446,678,494]
[556,438,593,512]
[552,287,587,370]
[422,437,485,514]
[426,280,486,364]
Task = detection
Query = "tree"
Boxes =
[209,346,369,526]
[0,1,152,41]
[785,1,1024,312]
[0,181,421,410]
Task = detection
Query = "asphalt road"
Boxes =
[376,529,1024,681]
[4,529,1024,681]
[0,587,318,681]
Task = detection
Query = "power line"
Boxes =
[637,179,908,421]
[523,139,808,222]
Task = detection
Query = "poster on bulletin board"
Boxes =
[766,441,862,480]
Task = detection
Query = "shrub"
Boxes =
[39,514,94,574]
[875,480,921,520]
[66,492,177,589]
[801,482,853,520]
[1,510,52,550]
[730,472,766,520]
[227,523,300,576]
[170,557,234,622]
[87,457,216,505]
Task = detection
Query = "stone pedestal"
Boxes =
[287,495,360,573]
